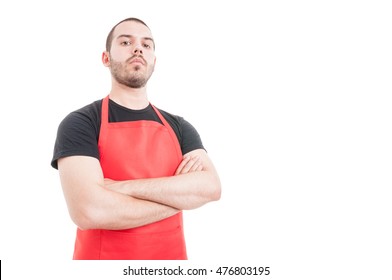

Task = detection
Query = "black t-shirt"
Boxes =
[51,99,204,169]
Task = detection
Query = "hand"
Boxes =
[175,155,203,175]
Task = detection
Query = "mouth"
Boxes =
[128,56,146,65]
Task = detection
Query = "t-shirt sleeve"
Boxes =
[51,111,99,169]
[179,117,205,155]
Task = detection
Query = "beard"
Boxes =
[109,55,154,88]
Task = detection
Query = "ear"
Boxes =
[102,51,110,67]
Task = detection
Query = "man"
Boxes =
[51,17,221,260]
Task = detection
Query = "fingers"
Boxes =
[175,155,203,175]
[181,156,202,174]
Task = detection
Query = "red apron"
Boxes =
[73,95,187,260]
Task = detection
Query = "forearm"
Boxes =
[103,149,221,210]
[58,156,179,231]
[83,188,179,230]
[107,170,221,210]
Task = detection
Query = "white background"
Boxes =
[0,0,391,279]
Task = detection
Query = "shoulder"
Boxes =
[67,99,101,122]
[60,100,101,132]
[52,100,102,169]
[156,107,205,154]
[156,108,184,131]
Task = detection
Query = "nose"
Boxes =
[133,44,143,55]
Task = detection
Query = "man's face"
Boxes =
[106,21,156,88]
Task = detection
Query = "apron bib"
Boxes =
[73,96,187,260]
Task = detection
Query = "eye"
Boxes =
[143,43,151,49]
[120,41,131,46]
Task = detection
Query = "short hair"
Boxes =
[105,17,152,52]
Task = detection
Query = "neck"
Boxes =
[109,82,149,110]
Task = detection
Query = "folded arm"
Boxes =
[58,156,179,230]
[103,149,221,210]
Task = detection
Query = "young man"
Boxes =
[51,17,221,260]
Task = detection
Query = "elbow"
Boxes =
[212,182,222,201]
[70,213,94,231]
[69,205,101,230]
[213,188,221,201]
[182,177,221,210]
[209,175,222,201]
